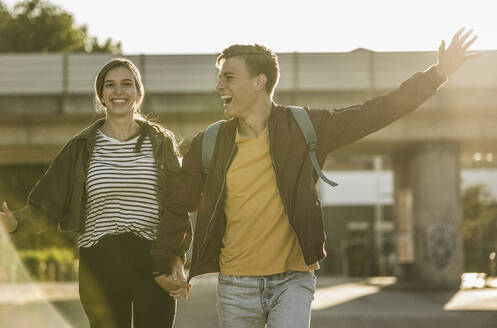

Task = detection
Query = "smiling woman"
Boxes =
[94,59,144,125]
[0,57,192,328]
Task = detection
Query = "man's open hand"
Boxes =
[435,27,479,77]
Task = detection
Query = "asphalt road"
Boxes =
[1,276,496,328]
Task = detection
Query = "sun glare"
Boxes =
[0,225,72,327]
[2,0,495,54]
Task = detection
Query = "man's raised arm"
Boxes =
[312,28,479,154]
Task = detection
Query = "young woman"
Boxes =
[0,58,191,328]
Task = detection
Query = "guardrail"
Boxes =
[1,50,495,96]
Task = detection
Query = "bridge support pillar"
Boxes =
[393,142,463,288]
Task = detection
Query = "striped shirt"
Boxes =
[78,130,160,248]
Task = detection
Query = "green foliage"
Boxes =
[18,247,77,281]
[462,184,497,272]
[18,247,75,264]
[0,0,121,53]
[0,164,78,281]
[0,164,78,251]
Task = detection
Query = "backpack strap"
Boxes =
[288,106,338,187]
[201,120,225,174]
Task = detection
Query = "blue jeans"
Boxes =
[217,271,315,328]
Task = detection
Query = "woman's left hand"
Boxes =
[154,256,192,299]
[154,274,192,299]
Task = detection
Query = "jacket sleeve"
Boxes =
[12,142,73,234]
[310,66,447,154]
[150,132,204,274]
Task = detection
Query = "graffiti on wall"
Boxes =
[426,221,457,271]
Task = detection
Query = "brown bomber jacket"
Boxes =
[150,66,446,279]
[13,119,192,263]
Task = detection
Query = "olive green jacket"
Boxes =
[13,119,192,266]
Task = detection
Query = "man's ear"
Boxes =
[254,74,267,92]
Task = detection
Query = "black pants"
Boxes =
[79,233,176,328]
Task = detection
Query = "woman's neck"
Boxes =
[100,115,140,141]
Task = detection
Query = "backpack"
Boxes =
[201,106,338,187]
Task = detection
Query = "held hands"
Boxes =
[154,256,192,299]
[0,202,17,233]
[435,27,479,77]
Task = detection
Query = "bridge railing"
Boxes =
[1,50,496,97]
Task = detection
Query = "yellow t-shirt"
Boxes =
[220,127,318,276]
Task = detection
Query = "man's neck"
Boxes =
[237,98,273,139]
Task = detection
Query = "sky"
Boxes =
[2,0,496,54]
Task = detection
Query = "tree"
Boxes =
[0,0,121,53]
[462,184,497,272]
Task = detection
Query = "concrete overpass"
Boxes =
[2,50,497,288]
[2,51,497,160]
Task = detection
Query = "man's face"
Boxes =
[216,57,258,119]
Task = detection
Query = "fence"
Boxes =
[1,50,496,97]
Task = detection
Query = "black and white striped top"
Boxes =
[78,130,160,248]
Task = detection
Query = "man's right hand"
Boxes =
[0,202,17,233]
[154,256,192,299]
[154,274,192,299]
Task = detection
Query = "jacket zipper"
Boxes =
[152,133,164,213]
[266,124,309,268]
[196,143,237,262]
[266,125,290,222]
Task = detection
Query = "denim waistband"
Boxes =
[219,270,314,280]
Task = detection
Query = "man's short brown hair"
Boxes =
[217,44,280,96]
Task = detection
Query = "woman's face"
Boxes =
[101,66,139,118]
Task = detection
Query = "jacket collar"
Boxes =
[224,102,281,140]
[74,118,105,141]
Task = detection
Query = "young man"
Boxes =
[151,28,477,327]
